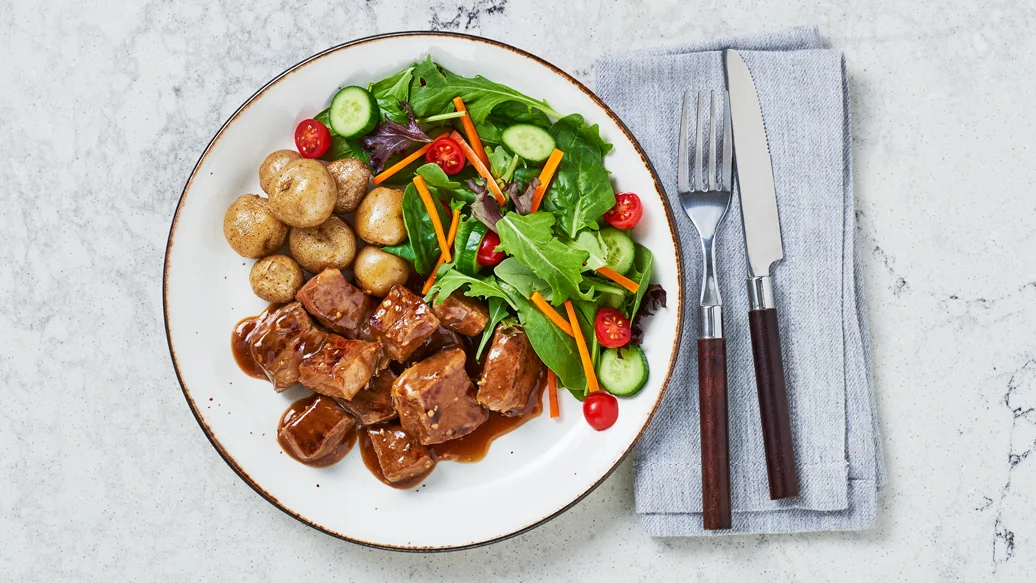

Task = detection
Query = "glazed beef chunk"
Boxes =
[406,326,462,364]
[430,292,490,337]
[335,369,398,425]
[279,396,356,463]
[392,348,487,445]
[364,285,440,363]
[248,302,327,391]
[295,268,377,339]
[298,335,382,400]
[477,325,544,415]
[367,425,435,483]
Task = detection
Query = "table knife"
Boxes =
[723,49,799,500]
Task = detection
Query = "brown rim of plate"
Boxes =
[163,31,685,552]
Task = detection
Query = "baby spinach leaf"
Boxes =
[475,101,553,144]
[499,282,586,392]
[452,216,486,276]
[495,212,592,305]
[382,240,415,264]
[475,296,509,359]
[400,182,450,275]
[369,66,415,124]
[408,56,561,123]
[542,114,616,238]
[321,135,370,164]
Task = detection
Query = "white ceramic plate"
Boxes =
[164,32,683,550]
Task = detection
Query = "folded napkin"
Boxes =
[596,26,885,536]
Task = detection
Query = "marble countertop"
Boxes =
[2,0,1033,580]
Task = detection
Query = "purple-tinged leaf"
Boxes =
[468,178,503,232]
[506,177,539,215]
[629,284,667,345]
[361,102,431,173]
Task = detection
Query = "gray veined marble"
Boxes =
[1,0,1034,581]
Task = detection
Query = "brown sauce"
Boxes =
[230,304,281,380]
[277,394,356,468]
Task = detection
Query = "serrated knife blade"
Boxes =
[724,50,783,279]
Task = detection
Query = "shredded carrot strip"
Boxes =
[531,292,573,336]
[547,369,559,419]
[449,131,506,205]
[421,209,461,295]
[530,148,564,213]
[595,266,640,294]
[452,97,490,167]
[371,132,449,185]
[413,175,452,264]
[565,300,599,393]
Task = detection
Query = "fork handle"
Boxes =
[699,337,731,530]
[748,305,799,500]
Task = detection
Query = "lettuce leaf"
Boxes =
[494,212,591,305]
[368,66,414,124]
[399,182,450,274]
[542,114,616,238]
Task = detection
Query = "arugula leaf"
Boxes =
[542,114,616,237]
[400,182,450,274]
[382,240,416,264]
[494,212,591,305]
[579,275,627,309]
[487,146,513,180]
[623,244,654,319]
[475,297,508,359]
[369,66,414,124]
[408,56,561,123]
[475,101,553,144]
[570,230,609,271]
[499,282,586,391]
[493,257,550,299]
[424,268,514,309]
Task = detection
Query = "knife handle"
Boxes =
[699,337,732,530]
[748,307,800,500]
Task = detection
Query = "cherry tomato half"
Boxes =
[595,308,632,348]
[294,119,331,159]
[425,136,466,175]
[477,231,505,267]
[583,392,619,431]
[603,192,643,230]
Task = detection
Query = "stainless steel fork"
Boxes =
[678,90,733,531]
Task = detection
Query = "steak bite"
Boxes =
[298,335,382,400]
[430,292,490,337]
[248,302,327,391]
[477,325,544,415]
[364,284,440,363]
[392,348,487,445]
[278,395,356,463]
[406,326,463,365]
[295,268,378,339]
[335,369,398,425]
[366,425,435,483]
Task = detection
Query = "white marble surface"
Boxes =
[1,0,1033,580]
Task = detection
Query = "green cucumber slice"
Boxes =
[598,345,649,397]
[501,124,556,163]
[328,86,379,138]
[599,227,635,275]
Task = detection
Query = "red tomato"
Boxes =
[425,136,466,175]
[294,119,331,159]
[595,308,631,348]
[476,231,505,267]
[583,392,619,431]
[603,192,643,230]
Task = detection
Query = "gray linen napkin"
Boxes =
[596,26,885,535]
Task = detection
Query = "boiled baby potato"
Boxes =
[289,216,357,273]
[258,150,301,196]
[269,159,337,228]
[327,158,371,214]
[354,186,405,246]
[353,246,409,297]
[249,255,304,303]
[223,194,288,258]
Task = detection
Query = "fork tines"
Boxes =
[678,90,733,194]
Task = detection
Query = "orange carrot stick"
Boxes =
[595,266,640,294]
[452,97,489,167]
[413,175,451,263]
[530,148,564,213]
[547,369,559,419]
[531,291,573,336]
[449,131,507,206]
[421,209,461,295]
[565,300,599,393]
[371,132,450,185]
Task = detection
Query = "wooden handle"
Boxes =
[748,308,799,500]
[698,338,731,530]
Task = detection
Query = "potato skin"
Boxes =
[249,255,304,303]
[326,158,371,214]
[354,186,406,246]
[353,246,409,297]
[288,216,357,274]
[269,159,337,228]
[258,150,301,196]
[223,194,288,258]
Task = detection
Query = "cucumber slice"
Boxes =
[598,346,649,397]
[501,124,556,163]
[328,86,380,138]
[599,227,636,275]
